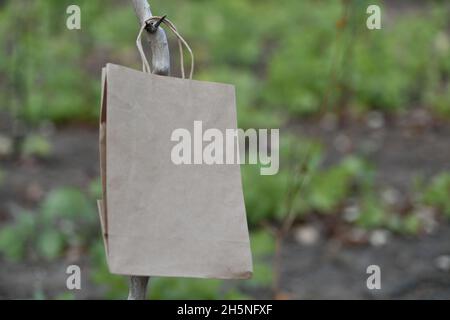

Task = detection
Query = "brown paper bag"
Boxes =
[97,19,252,279]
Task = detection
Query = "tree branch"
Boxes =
[127,275,150,300]
[132,0,170,76]
[127,0,171,300]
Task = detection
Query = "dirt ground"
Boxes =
[1,109,449,299]
[279,225,450,299]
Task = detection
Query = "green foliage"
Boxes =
[422,172,450,218]
[0,1,104,123]
[38,187,97,254]
[36,229,65,260]
[307,157,368,213]
[242,165,290,225]
[197,67,285,130]
[20,134,52,158]
[0,187,97,261]
[1,0,450,124]
[263,1,342,115]
[402,214,421,235]
[384,212,422,235]
[41,187,95,223]
[262,0,450,116]
[243,134,373,225]
[351,31,410,111]
[242,134,323,225]
[427,84,450,118]
[0,211,35,261]
[351,6,448,112]
[356,194,386,229]
[246,230,275,288]
[250,229,275,258]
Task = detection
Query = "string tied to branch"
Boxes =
[136,16,194,79]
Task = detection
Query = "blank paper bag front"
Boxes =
[98,63,253,279]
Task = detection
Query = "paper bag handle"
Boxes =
[136,16,194,79]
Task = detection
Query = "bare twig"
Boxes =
[127,275,150,300]
[132,0,170,75]
[127,0,171,300]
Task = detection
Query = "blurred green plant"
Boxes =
[0,1,105,124]
[20,134,52,158]
[241,133,435,237]
[242,134,375,225]
[0,210,35,261]
[242,134,324,225]
[0,187,96,261]
[2,0,449,125]
[351,5,449,113]
[246,230,275,289]
[422,172,450,218]
[263,1,343,115]
[306,156,369,213]
[356,193,387,229]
